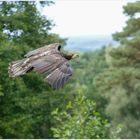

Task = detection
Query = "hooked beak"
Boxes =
[72,54,79,59]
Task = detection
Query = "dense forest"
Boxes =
[0,1,140,139]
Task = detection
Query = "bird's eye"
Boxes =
[58,45,61,50]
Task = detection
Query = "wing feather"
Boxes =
[9,42,74,89]
[23,43,72,89]
[24,43,61,57]
[45,62,73,89]
[31,54,65,76]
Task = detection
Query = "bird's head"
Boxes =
[71,53,79,59]
[63,53,79,60]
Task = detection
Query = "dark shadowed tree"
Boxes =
[0,1,66,138]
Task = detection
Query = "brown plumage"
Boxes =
[8,43,79,89]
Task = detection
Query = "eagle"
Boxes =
[8,43,79,89]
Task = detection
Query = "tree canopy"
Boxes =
[0,1,112,139]
[0,1,140,139]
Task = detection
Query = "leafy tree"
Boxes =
[94,1,140,138]
[0,1,65,138]
[0,1,112,139]
[51,88,112,139]
[71,47,109,117]
[2,0,136,139]
[0,1,65,47]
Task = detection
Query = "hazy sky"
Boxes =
[43,0,135,37]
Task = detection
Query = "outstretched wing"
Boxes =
[24,43,61,57]
[31,54,66,76]
[45,62,73,89]
[23,43,72,89]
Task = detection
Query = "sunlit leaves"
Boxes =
[51,90,111,139]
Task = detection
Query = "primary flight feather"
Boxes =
[8,43,79,89]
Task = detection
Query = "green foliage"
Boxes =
[0,1,112,139]
[0,1,65,138]
[51,88,111,139]
[71,48,109,116]
[96,1,140,138]
[1,0,139,139]
[0,1,65,47]
[95,46,140,138]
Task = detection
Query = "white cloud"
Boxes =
[42,0,134,37]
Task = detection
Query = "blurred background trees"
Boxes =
[95,1,140,138]
[113,2,140,137]
[0,1,140,139]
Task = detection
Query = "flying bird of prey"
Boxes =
[8,43,79,89]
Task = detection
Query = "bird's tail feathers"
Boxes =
[8,58,31,77]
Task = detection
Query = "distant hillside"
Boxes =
[65,35,118,52]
